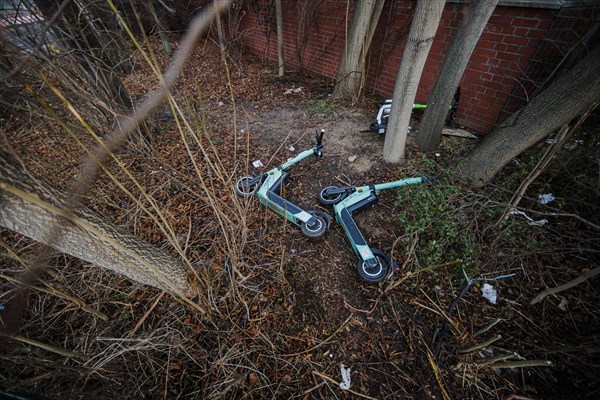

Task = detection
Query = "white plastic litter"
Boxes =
[339,365,351,390]
[538,193,555,205]
[545,138,557,145]
[284,87,303,95]
[252,160,264,168]
[288,145,295,152]
[348,155,358,163]
[481,283,498,305]
[509,210,548,226]
[564,139,584,150]
[217,101,224,106]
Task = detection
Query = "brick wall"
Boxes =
[499,6,600,125]
[240,0,596,134]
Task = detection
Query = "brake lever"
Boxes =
[315,129,324,145]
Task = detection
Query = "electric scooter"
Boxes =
[318,177,430,283]
[369,87,461,134]
[236,130,332,238]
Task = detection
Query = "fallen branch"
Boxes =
[490,360,552,368]
[10,335,82,358]
[530,267,600,305]
[457,335,502,354]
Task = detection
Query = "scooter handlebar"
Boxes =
[316,129,324,145]
[313,129,325,157]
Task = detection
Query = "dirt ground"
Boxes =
[1,41,599,400]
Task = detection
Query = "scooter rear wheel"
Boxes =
[318,186,345,205]
[301,214,327,238]
[235,176,260,197]
[356,249,391,284]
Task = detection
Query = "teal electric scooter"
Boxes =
[318,177,430,283]
[236,130,332,238]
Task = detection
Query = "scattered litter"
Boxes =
[564,139,584,150]
[0,305,4,311]
[217,101,224,107]
[434,152,441,158]
[339,364,351,390]
[481,283,498,304]
[510,210,548,226]
[436,270,516,347]
[558,297,568,311]
[283,87,302,95]
[545,138,557,145]
[442,128,478,139]
[288,145,295,152]
[252,160,264,168]
[538,193,555,205]
[511,159,521,166]
[348,155,358,163]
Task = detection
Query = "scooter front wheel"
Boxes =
[318,185,345,205]
[356,249,392,284]
[236,176,260,197]
[301,214,327,238]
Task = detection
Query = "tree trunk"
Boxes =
[383,0,445,162]
[215,8,226,63]
[0,151,192,295]
[417,0,499,150]
[275,0,284,76]
[334,0,385,99]
[458,45,600,186]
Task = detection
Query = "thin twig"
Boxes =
[10,335,81,358]
[131,292,165,336]
[457,335,502,354]
[531,267,600,305]
[283,315,352,357]
[490,360,552,368]
[474,318,502,337]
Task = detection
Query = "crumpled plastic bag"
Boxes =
[481,283,498,305]
[339,364,351,390]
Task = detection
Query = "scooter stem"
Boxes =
[373,177,425,191]
[280,148,317,170]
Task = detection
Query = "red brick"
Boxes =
[499,27,516,35]
[505,44,521,54]
[470,55,489,64]
[478,40,496,49]
[473,48,497,58]
[526,28,546,39]
[488,15,513,25]
[518,46,536,56]
[469,63,490,72]
[504,35,529,46]
[513,18,541,29]
[497,51,519,62]
[463,69,482,79]
[463,75,482,85]
[481,32,504,42]
[513,27,529,37]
